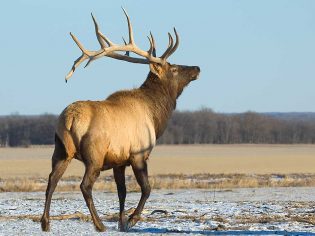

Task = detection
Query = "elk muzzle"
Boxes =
[190,66,200,81]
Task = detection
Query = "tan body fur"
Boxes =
[59,91,156,169]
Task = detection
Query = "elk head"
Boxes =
[149,63,200,98]
[65,8,200,97]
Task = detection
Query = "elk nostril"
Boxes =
[194,66,200,72]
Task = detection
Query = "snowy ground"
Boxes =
[1,188,315,235]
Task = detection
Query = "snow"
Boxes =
[1,188,315,235]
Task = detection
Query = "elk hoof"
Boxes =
[119,215,129,232]
[127,215,141,230]
[95,223,106,232]
[40,217,50,232]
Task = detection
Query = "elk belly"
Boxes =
[102,122,156,168]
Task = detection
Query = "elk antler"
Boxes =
[65,8,179,81]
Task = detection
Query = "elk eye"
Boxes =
[171,67,178,73]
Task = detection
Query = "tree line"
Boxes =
[0,115,56,147]
[158,109,315,144]
[0,110,315,147]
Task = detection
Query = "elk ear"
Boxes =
[149,63,163,77]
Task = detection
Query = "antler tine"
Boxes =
[122,7,134,44]
[150,32,157,57]
[147,35,154,56]
[70,32,88,55]
[98,33,115,47]
[92,15,115,47]
[122,37,129,56]
[84,57,94,68]
[84,14,113,69]
[161,32,174,59]
[122,37,127,45]
[91,13,107,49]
[65,33,90,81]
[166,28,180,58]
[91,12,115,47]
[66,54,89,81]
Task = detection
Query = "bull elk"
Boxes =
[41,8,200,232]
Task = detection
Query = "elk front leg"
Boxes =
[80,165,105,232]
[128,160,151,230]
[113,166,128,231]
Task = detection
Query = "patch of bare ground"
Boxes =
[2,173,315,192]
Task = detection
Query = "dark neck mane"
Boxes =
[140,72,177,138]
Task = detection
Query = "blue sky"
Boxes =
[1,1,314,115]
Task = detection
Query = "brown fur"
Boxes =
[41,62,200,232]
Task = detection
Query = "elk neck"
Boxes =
[140,72,178,138]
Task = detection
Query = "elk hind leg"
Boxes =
[41,141,70,231]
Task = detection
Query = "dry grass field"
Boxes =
[0,144,315,177]
[0,144,315,191]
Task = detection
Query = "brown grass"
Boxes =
[2,173,315,192]
[235,214,315,226]
[1,144,315,192]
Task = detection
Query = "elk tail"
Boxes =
[55,130,76,160]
